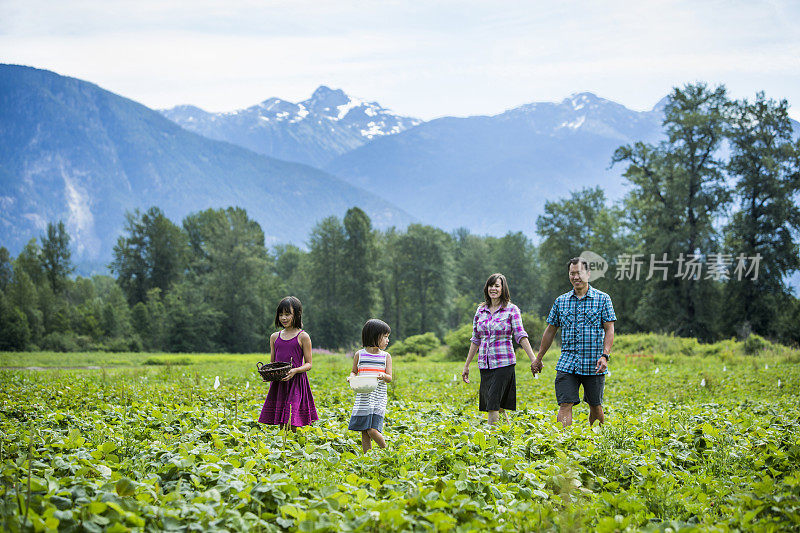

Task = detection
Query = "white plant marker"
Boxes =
[723,366,726,371]
[655,367,660,374]
[453,373,458,382]
[701,378,706,387]
[777,379,781,388]
[245,381,250,390]
[214,376,220,390]
[765,364,769,370]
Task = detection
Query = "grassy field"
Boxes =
[1,341,799,531]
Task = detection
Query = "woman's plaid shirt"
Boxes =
[546,285,616,375]
[470,303,529,370]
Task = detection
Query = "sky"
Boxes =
[1,0,799,120]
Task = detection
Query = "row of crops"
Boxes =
[1,351,799,531]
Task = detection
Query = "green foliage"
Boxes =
[743,334,771,355]
[40,331,80,352]
[110,207,188,306]
[724,93,800,339]
[613,83,731,341]
[40,220,74,294]
[390,332,440,357]
[0,292,30,350]
[1,350,799,530]
[444,322,473,360]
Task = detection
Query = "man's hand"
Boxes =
[531,358,543,375]
[462,366,470,384]
[595,356,608,374]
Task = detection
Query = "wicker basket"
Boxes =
[256,361,291,382]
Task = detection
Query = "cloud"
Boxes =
[1,0,798,119]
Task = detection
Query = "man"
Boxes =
[533,258,616,426]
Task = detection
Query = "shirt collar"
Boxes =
[570,284,596,299]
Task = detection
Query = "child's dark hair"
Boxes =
[362,319,391,347]
[274,296,303,329]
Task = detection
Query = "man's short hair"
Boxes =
[567,257,590,272]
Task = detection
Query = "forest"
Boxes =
[1,83,799,353]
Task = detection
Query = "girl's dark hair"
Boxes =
[362,319,391,347]
[483,273,510,307]
[274,296,303,329]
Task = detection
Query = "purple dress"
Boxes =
[258,331,318,427]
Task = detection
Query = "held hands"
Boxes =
[595,356,608,374]
[531,358,544,375]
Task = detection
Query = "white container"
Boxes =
[349,375,379,393]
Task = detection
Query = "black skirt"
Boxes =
[479,364,516,412]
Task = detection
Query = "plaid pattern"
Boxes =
[470,303,528,369]
[546,285,616,375]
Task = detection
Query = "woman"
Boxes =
[462,273,538,425]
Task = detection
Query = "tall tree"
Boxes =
[396,224,453,338]
[536,188,628,314]
[306,216,348,348]
[183,207,271,352]
[450,228,493,328]
[40,221,74,294]
[341,207,378,339]
[613,83,731,340]
[0,247,12,292]
[723,93,800,338]
[110,207,188,305]
[486,232,538,312]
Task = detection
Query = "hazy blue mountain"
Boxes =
[160,86,421,168]
[0,65,413,270]
[324,92,667,236]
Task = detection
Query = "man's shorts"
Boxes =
[555,371,605,406]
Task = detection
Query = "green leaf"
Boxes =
[116,478,137,497]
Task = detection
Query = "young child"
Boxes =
[258,296,318,431]
[348,319,393,453]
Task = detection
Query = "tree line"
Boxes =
[1,83,799,352]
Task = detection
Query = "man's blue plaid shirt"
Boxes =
[546,285,616,375]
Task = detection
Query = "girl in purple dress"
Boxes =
[258,296,318,430]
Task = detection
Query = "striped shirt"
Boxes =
[546,285,616,375]
[350,349,388,419]
[470,303,528,370]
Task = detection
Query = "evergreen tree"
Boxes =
[395,224,453,338]
[0,247,12,292]
[341,207,378,340]
[307,216,348,348]
[40,221,73,294]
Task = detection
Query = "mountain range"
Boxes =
[0,64,412,270]
[161,86,421,168]
[1,63,680,272]
[161,86,669,236]
[324,93,667,234]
